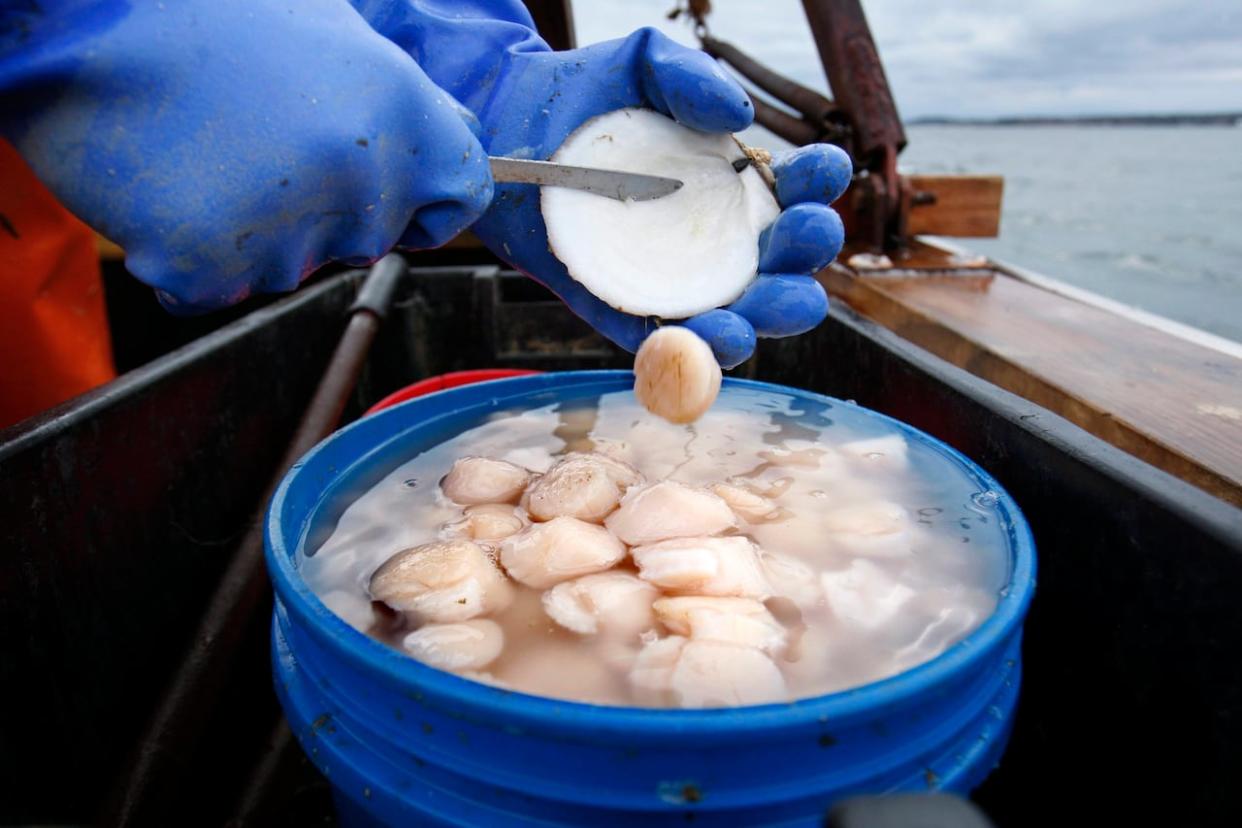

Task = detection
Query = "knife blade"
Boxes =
[489,157,684,202]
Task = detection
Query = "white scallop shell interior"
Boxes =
[542,108,780,319]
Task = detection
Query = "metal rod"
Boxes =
[701,34,837,122]
[800,0,906,251]
[105,254,406,826]
[230,720,296,826]
[800,0,906,161]
[748,91,823,146]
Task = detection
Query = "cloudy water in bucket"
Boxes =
[301,387,1009,708]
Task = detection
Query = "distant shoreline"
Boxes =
[910,113,1241,127]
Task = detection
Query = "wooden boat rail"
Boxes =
[821,239,1242,506]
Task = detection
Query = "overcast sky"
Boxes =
[574,1,1242,119]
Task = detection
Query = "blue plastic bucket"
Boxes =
[265,371,1036,827]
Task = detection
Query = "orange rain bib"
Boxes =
[0,138,115,429]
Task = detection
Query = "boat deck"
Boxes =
[823,240,1242,506]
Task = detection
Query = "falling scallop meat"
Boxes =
[632,326,723,424]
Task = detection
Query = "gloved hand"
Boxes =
[0,0,492,312]
[355,1,851,368]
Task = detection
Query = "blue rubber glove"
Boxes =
[0,0,492,312]
[353,1,852,368]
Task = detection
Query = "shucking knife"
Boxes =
[488,156,684,202]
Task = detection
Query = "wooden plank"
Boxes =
[822,246,1242,506]
[843,236,991,276]
[905,174,1003,237]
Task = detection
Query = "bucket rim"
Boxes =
[266,370,1035,738]
[363,369,542,416]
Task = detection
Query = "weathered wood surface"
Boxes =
[823,241,1242,506]
[905,174,1004,237]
